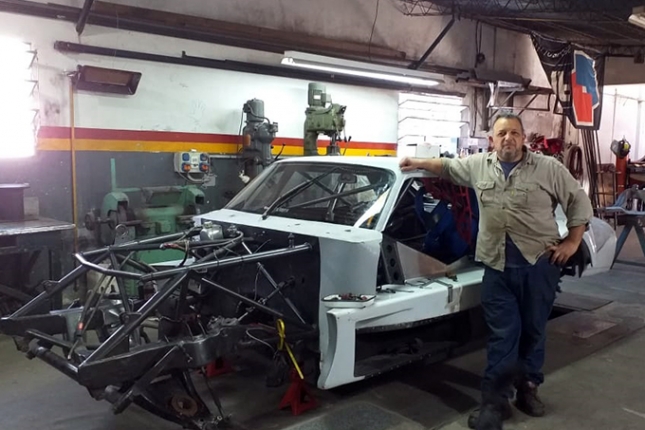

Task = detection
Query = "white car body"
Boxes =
[198,155,617,390]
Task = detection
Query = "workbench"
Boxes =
[0,218,75,314]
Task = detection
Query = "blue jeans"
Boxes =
[480,257,561,397]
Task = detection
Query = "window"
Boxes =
[397,92,468,158]
[0,37,38,158]
[225,161,395,229]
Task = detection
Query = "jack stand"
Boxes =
[611,214,645,269]
[278,369,318,416]
[205,357,234,378]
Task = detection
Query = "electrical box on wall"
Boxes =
[174,151,210,174]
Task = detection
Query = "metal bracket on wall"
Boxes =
[487,82,519,114]
[408,17,456,70]
[488,86,553,117]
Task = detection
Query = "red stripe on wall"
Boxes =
[37,126,397,150]
[38,126,72,139]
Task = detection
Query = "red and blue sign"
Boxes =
[571,50,600,128]
[531,34,605,130]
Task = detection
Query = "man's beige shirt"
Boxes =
[441,149,593,271]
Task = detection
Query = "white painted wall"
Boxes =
[0,12,400,143]
[597,84,645,163]
[0,0,551,146]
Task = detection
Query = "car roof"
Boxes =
[275,155,402,170]
[274,155,439,179]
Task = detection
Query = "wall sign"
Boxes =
[531,33,605,130]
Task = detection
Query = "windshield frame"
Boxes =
[224,160,398,230]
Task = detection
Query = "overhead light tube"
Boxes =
[628,6,645,29]
[281,51,444,87]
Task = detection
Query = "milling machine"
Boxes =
[240,98,279,182]
[304,83,349,156]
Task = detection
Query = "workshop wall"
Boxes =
[0,1,553,248]
[29,0,542,76]
[597,85,645,163]
[0,11,400,236]
[604,58,645,86]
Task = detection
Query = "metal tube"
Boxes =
[75,0,94,34]
[257,264,306,324]
[109,253,141,346]
[110,253,132,312]
[287,183,385,210]
[114,253,157,273]
[141,243,312,282]
[10,254,105,318]
[74,253,142,280]
[30,346,78,380]
[81,230,199,258]
[196,276,311,330]
[26,329,74,350]
[109,243,168,252]
[409,17,455,70]
[83,272,188,363]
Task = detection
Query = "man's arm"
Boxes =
[547,161,594,265]
[399,156,473,187]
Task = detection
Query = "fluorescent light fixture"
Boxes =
[497,80,525,89]
[281,51,444,87]
[629,6,645,29]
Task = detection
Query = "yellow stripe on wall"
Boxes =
[37,138,396,156]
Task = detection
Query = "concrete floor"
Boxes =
[439,227,645,430]
[1,226,644,430]
[442,328,645,430]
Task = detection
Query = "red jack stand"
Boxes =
[278,370,318,416]
[205,357,234,378]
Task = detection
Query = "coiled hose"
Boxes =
[566,145,584,180]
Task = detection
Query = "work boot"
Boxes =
[515,380,545,417]
[467,401,513,429]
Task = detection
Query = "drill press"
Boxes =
[241,98,279,180]
[303,83,348,156]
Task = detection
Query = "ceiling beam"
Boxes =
[0,0,409,63]
[90,1,407,62]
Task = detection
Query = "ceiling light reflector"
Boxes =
[281,51,444,87]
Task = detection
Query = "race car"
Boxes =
[0,155,616,429]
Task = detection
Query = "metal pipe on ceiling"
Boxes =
[0,0,471,78]
[53,41,466,97]
[75,0,95,35]
[0,0,401,62]
[488,16,620,24]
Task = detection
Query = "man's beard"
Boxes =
[498,146,520,162]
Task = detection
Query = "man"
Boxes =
[399,112,593,428]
